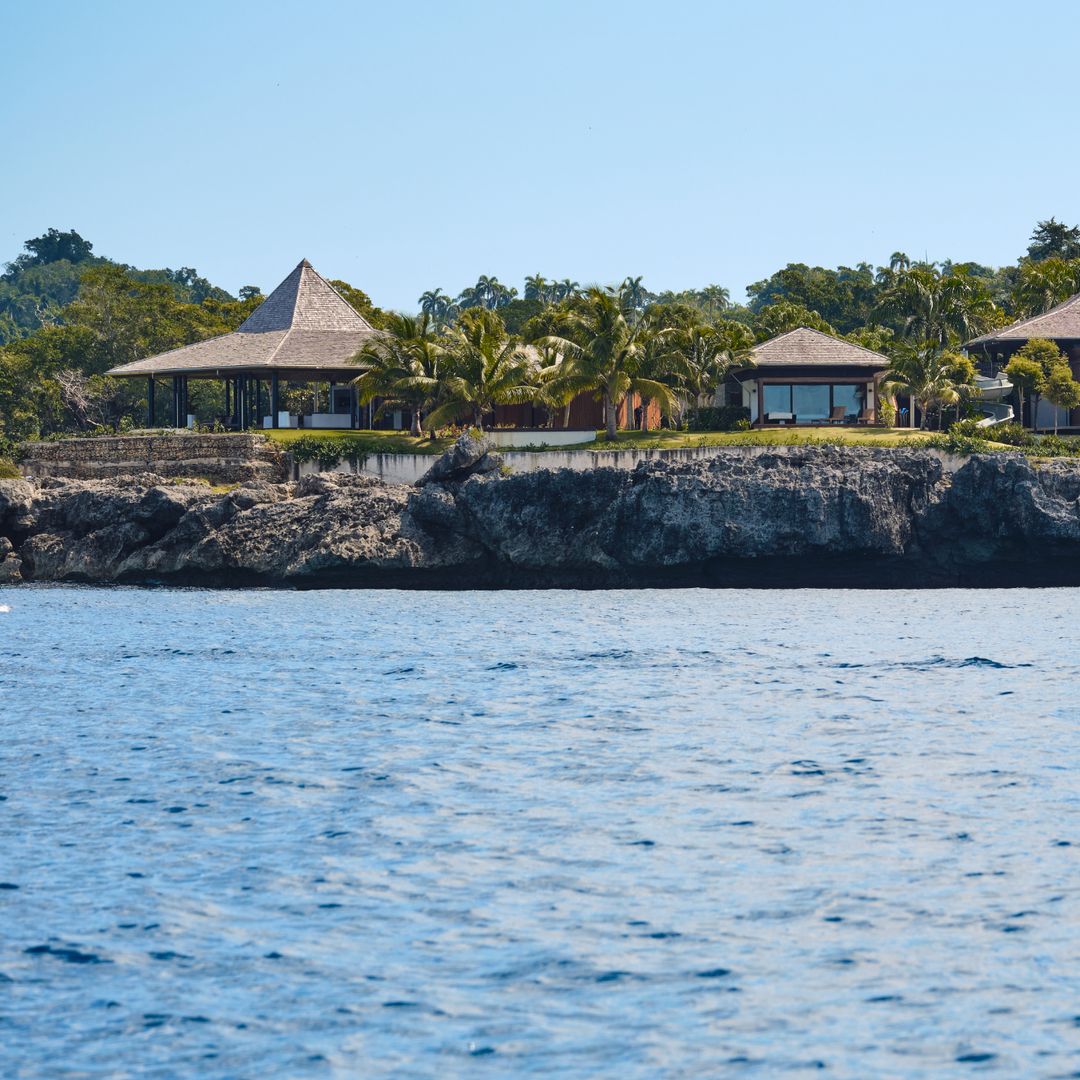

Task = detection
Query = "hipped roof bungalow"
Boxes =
[966,291,1080,368]
[734,327,890,426]
[108,259,380,428]
[966,292,1080,430]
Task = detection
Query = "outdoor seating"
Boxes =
[827,406,846,424]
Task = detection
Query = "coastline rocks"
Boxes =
[0,536,21,583]
[4,448,1080,588]
[416,432,503,487]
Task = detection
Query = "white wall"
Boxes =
[487,429,597,448]
[292,443,972,485]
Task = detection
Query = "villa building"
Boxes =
[729,327,889,426]
[966,292,1080,430]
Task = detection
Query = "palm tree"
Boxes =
[620,276,649,312]
[524,274,548,302]
[697,284,731,316]
[556,279,581,302]
[539,287,678,440]
[880,343,962,430]
[1012,258,1080,317]
[424,309,539,430]
[876,266,999,347]
[351,312,443,437]
[672,321,754,421]
[418,288,445,316]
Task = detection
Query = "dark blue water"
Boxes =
[1,586,1078,1077]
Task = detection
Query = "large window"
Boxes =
[831,384,863,418]
[761,382,866,421]
[762,384,793,415]
[793,384,830,421]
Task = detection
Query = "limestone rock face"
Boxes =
[416,432,503,487]
[4,449,1080,588]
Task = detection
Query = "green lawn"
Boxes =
[261,429,453,455]
[0,457,20,479]
[554,427,942,451]
[259,426,1017,456]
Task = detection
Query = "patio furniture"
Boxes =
[827,405,847,424]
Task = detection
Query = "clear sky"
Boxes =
[3,0,1078,309]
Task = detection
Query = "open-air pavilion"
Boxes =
[108,259,382,430]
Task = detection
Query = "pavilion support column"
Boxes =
[255,379,262,428]
[172,376,181,428]
[146,377,155,428]
[232,377,241,428]
[238,378,248,431]
[271,373,280,428]
[181,376,190,428]
[224,378,230,419]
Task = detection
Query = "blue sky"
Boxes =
[3,0,1078,309]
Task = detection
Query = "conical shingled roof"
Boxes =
[107,259,379,377]
[966,292,1080,347]
[238,259,374,333]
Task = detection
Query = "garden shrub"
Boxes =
[687,406,752,432]
[288,435,371,468]
[950,419,1034,446]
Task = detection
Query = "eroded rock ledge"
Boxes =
[3,441,1080,588]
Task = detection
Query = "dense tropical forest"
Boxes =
[3,219,1080,452]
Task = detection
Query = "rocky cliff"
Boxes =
[3,439,1080,588]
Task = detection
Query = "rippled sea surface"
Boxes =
[2,585,1079,1078]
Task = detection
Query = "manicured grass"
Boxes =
[259,426,1016,456]
[563,427,942,451]
[0,457,20,479]
[260,429,453,455]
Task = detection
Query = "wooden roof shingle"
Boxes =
[966,291,1080,347]
[748,327,889,368]
[107,259,379,377]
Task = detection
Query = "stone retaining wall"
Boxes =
[18,433,288,484]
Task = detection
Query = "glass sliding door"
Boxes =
[793,384,830,421]
[759,381,870,423]
[762,384,792,417]
[832,384,863,418]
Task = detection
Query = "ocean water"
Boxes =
[1,585,1078,1078]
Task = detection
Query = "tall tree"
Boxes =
[876,265,1000,346]
[753,300,835,340]
[524,274,549,302]
[6,228,95,273]
[424,309,539,430]
[1026,218,1080,262]
[540,288,678,440]
[1012,258,1080,316]
[619,276,649,313]
[1002,353,1043,429]
[697,284,731,315]
[352,312,443,437]
[881,344,962,429]
[1009,338,1069,429]
[1042,364,1080,433]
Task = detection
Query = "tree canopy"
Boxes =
[5,215,1080,446]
